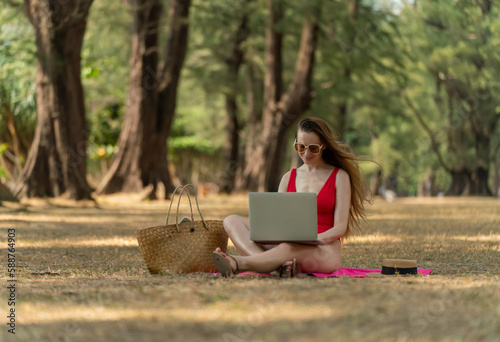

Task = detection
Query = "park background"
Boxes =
[0,1,499,341]
[0,0,499,201]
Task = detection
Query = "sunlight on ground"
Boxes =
[451,234,500,242]
[344,233,403,244]
[1,195,499,341]
[1,214,141,224]
[20,232,498,250]
[19,302,341,325]
[19,236,139,248]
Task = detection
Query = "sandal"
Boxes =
[279,258,296,278]
[212,251,239,277]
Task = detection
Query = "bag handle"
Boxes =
[176,185,208,230]
[165,184,208,232]
[165,185,193,226]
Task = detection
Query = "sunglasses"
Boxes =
[293,141,324,154]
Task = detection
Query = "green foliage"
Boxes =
[82,0,131,155]
[0,5,37,167]
[2,0,499,195]
[399,1,500,183]
[87,102,123,147]
[310,1,417,191]
[169,136,217,155]
[168,114,220,158]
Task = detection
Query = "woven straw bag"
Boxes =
[136,184,228,274]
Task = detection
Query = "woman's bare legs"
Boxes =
[215,239,342,275]
[223,215,269,256]
[223,215,291,275]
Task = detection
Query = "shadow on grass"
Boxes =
[8,310,499,342]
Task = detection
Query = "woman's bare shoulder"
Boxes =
[335,168,351,188]
[336,168,349,179]
[278,170,293,192]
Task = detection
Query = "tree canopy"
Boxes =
[0,0,499,199]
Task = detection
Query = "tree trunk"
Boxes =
[17,0,94,200]
[370,169,382,196]
[221,97,241,193]
[417,168,435,197]
[235,62,263,190]
[446,169,471,196]
[96,0,191,199]
[409,3,498,197]
[385,168,398,193]
[151,0,191,199]
[0,181,17,202]
[221,5,251,194]
[468,132,492,195]
[335,0,359,139]
[470,166,492,196]
[336,101,348,139]
[241,0,319,191]
[494,157,499,197]
[493,141,500,197]
[240,0,284,192]
[368,121,381,196]
[96,0,162,197]
[408,84,496,197]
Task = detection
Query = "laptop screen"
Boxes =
[249,192,318,243]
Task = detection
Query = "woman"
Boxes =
[213,117,370,277]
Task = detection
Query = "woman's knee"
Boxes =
[300,256,340,273]
[298,245,341,273]
[223,215,245,233]
[277,242,298,255]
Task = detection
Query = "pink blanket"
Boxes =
[234,268,432,277]
[310,268,432,277]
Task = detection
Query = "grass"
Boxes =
[1,194,499,341]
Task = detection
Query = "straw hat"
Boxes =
[381,259,418,275]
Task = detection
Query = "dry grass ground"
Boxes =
[1,194,499,342]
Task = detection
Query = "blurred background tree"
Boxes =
[0,0,499,200]
[3,0,94,200]
[0,4,36,197]
[399,0,500,196]
[95,0,192,200]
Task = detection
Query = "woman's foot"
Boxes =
[212,247,239,277]
[272,259,296,278]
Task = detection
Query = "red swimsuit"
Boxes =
[286,168,340,234]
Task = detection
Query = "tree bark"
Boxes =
[96,0,191,199]
[493,140,500,197]
[469,126,493,195]
[17,0,94,200]
[417,168,435,197]
[221,97,241,193]
[239,0,283,191]
[335,0,360,139]
[470,166,492,196]
[468,96,497,195]
[370,170,382,196]
[235,62,263,190]
[446,169,470,196]
[405,83,497,197]
[221,4,251,194]
[494,157,499,197]
[241,0,319,191]
[0,181,17,202]
[412,3,498,197]
[155,0,191,198]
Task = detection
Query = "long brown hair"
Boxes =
[296,117,372,238]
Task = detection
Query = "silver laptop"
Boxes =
[249,192,325,245]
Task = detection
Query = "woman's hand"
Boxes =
[318,231,339,244]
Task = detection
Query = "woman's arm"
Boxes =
[318,169,351,243]
[277,170,292,193]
